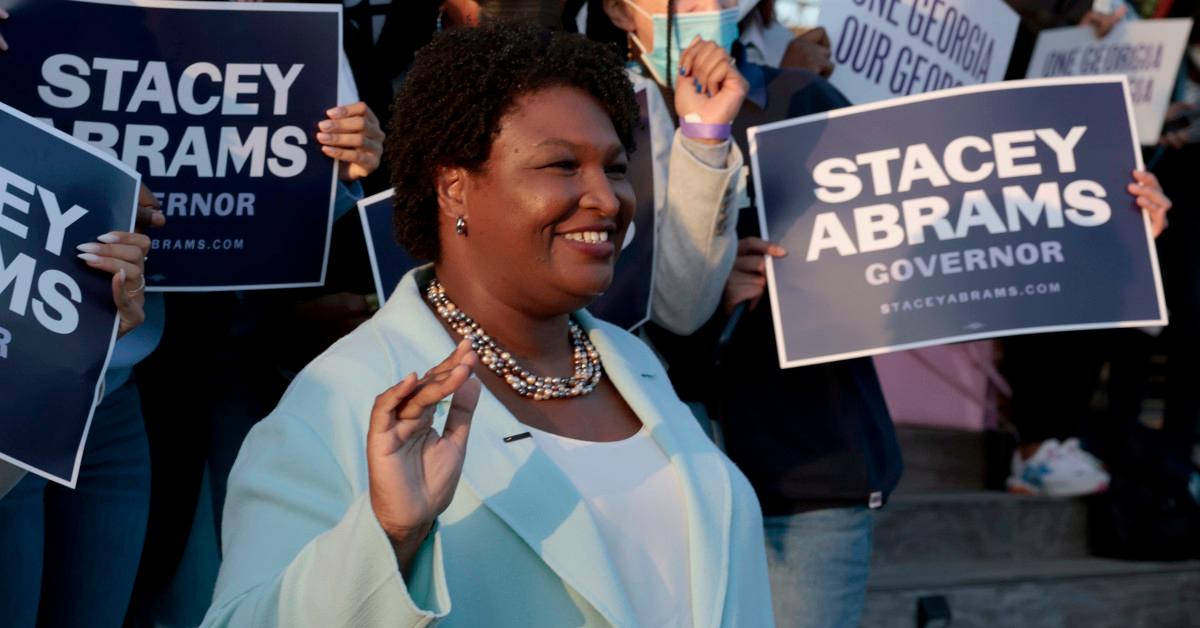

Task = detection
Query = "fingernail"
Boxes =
[318,120,334,131]
[679,65,686,76]
[322,146,336,154]
[317,132,333,142]
[327,106,346,117]
[77,253,101,263]
[118,268,126,284]
[76,243,102,254]
[97,232,121,243]
[694,80,702,94]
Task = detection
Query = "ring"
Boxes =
[125,275,146,296]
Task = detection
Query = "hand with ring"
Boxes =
[76,231,152,338]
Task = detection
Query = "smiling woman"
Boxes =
[202,23,773,628]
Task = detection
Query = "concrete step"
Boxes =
[893,427,997,494]
[872,492,1090,565]
[862,558,1200,627]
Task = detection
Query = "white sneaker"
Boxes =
[1060,438,1107,472]
[1007,439,1110,497]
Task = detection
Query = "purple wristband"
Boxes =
[680,120,732,142]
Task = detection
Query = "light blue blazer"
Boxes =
[201,267,773,627]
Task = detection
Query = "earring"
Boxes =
[455,216,467,236]
[436,8,444,32]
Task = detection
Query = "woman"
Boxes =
[0,190,156,627]
[204,24,772,627]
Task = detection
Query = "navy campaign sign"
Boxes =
[357,87,658,331]
[748,77,1166,369]
[0,0,340,290]
[357,188,419,304]
[0,101,139,487]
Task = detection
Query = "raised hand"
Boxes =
[675,36,749,134]
[368,340,482,569]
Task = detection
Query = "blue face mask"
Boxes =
[625,2,739,88]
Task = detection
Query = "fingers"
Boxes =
[96,231,151,258]
[327,101,369,119]
[322,145,381,172]
[736,237,787,257]
[732,254,765,274]
[1131,169,1161,190]
[136,204,166,230]
[112,269,145,338]
[801,26,831,50]
[397,361,475,423]
[425,339,474,379]
[78,252,142,288]
[443,376,481,449]
[677,36,705,79]
[77,232,147,286]
[370,373,420,435]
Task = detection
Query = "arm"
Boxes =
[650,133,743,334]
[201,412,450,628]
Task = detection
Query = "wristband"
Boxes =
[680,119,732,142]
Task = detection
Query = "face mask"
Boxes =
[624,2,739,87]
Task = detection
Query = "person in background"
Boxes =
[736,0,832,77]
[0,179,161,628]
[125,2,385,621]
[999,0,1174,497]
[641,24,902,626]
[203,24,772,627]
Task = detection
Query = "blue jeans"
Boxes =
[763,506,874,628]
[0,380,151,628]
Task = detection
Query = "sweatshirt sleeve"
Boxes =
[650,129,744,335]
[201,411,451,628]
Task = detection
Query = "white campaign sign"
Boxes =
[1026,19,1194,144]
[818,0,1019,105]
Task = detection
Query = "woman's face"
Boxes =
[605,0,738,52]
[445,86,635,315]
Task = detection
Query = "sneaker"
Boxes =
[1060,437,1107,472]
[1007,439,1110,497]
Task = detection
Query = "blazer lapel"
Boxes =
[375,269,638,627]
[581,315,735,628]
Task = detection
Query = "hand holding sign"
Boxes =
[676,36,748,131]
[1080,4,1128,39]
[722,237,787,316]
[1129,169,1170,237]
[368,340,481,570]
[317,102,384,182]
[77,230,150,338]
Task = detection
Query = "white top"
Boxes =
[528,425,693,628]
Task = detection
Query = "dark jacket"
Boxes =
[647,66,903,516]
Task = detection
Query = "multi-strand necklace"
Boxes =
[426,279,603,401]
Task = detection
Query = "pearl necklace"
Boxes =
[426,279,604,400]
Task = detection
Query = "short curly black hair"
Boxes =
[385,23,639,261]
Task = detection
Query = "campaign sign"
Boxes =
[1026,19,1194,144]
[0,101,139,487]
[0,0,340,290]
[748,78,1166,369]
[819,0,1019,105]
[357,188,419,304]
[357,88,657,331]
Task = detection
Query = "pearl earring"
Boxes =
[455,216,467,235]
